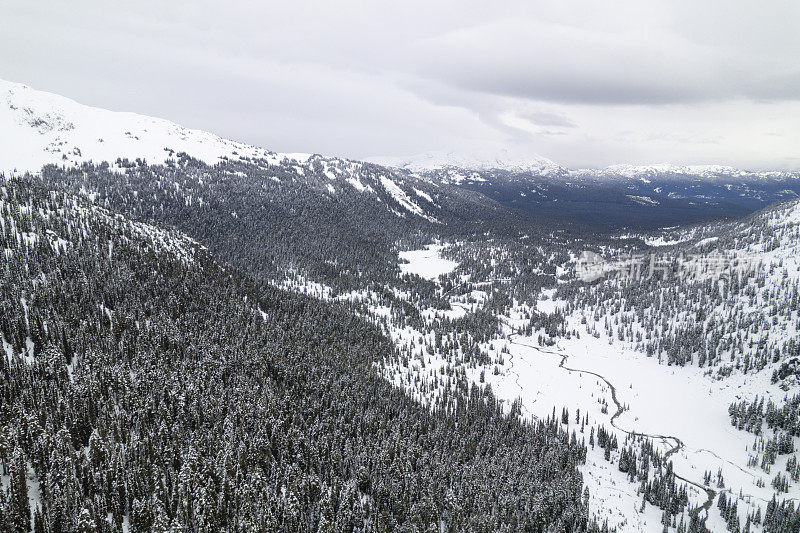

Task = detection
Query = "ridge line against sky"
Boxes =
[2,1,799,170]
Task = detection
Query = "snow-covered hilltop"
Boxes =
[0,78,311,176]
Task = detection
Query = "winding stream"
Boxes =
[507,332,718,515]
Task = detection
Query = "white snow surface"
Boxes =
[643,235,692,247]
[626,194,659,206]
[379,176,440,222]
[398,244,458,280]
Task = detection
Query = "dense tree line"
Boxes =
[729,394,800,437]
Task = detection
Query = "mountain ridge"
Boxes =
[5,77,798,184]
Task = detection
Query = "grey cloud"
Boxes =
[516,111,576,128]
[412,19,800,105]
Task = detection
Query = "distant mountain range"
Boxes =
[374,150,798,182]
[372,149,567,176]
[376,153,800,228]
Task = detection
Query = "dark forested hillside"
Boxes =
[37,156,557,291]
[0,177,595,532]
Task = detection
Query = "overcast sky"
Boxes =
[2,1,799,169]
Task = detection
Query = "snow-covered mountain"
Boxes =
[0,78,311,176]
[8,76,800,531]
[0,79,553,290]
[7,74,793,192]
[0,78,468,226]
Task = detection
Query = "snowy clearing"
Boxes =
[398,244,458,280]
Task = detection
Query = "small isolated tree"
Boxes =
[76,508,97,533]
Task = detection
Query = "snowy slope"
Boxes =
[0,78,310,176]
[4,77,797,228]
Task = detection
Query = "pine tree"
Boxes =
[76,509,96,533]
[32,507,45,533]
[9,448,30,533]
